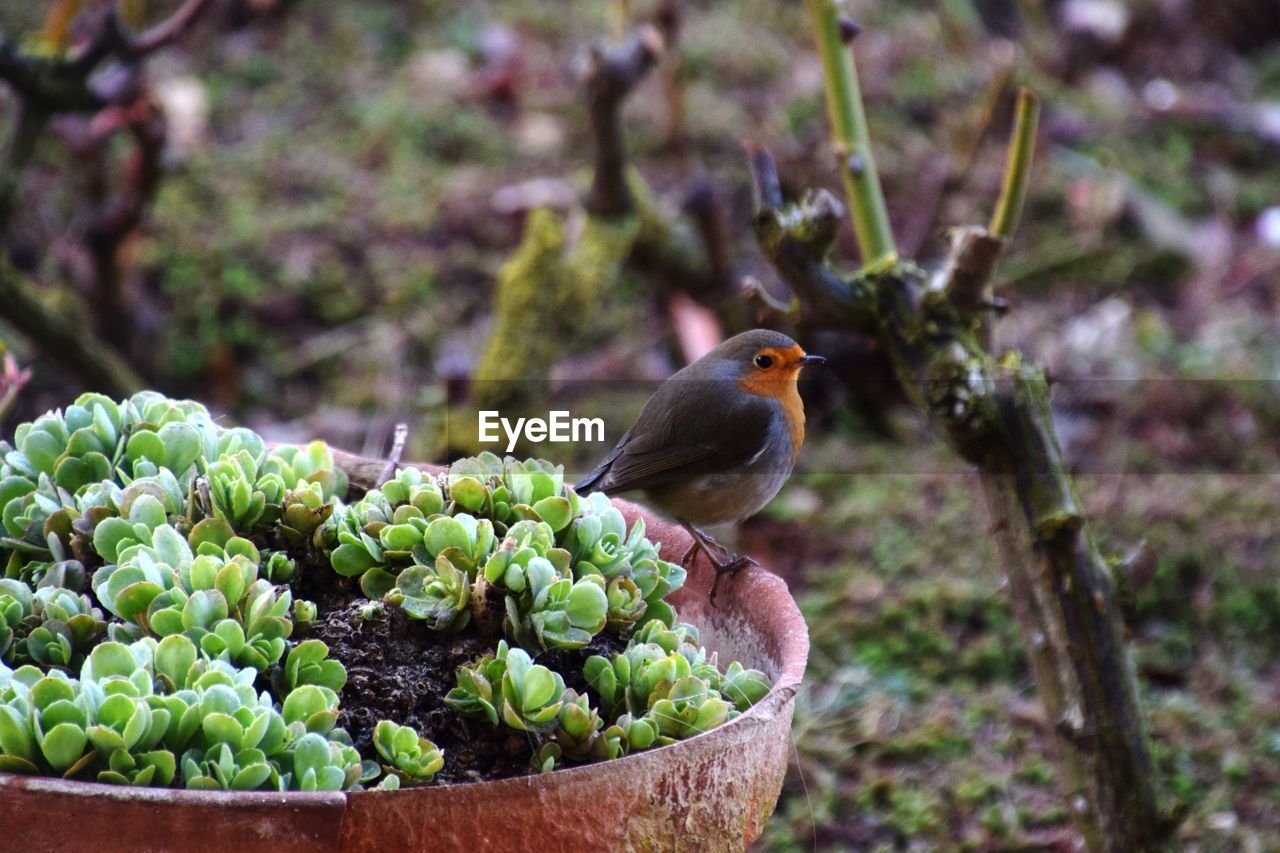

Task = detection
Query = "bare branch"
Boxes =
[584,25,664,216]
[745,141,783,210]
[0,41,39,94]
[747,145,875,333]
[70,8,121,74]
[67,0,213,75]
[1,45,101,111]
[77,96,166,348]
[114,0,215,58]
[0,100,51,231]
[939,225,1005,316]
[0,256,144,397]
[680,179,733,296]
[653,0,687,153]
[740,275,799,324]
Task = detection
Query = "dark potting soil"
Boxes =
[291,552,628,785]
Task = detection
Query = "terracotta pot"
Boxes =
[0,455,809,852]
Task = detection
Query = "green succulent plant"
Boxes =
[446,453,578,532]
[480,520,568,591]
[205,451,274,534]
[0,634,364,791]
[519,569,608,651]
[387,556,472,632]
[2,392,774,791]
[378,467,445,516]
[627,645,695,712]
[328,511,390,581]
[92,526,295,670]
[498,647,565,733]
[419,513,496,574]
[33,559,89,593]
[327,452,690,660]
[262,551,297,584]
[90,493,173,568]
[562,493,632,574]
[286,731,362,792]
[602,712,660,756]
[582,651,631,719]
[86,689,167,767]
[625,558,686,628]
[371,720,444,783]
[647,675,731,740]
[716,661,772,712]
[181,742,280,791]
[2,393,211,572]
[125,420,205,483]
[278,483,334,550]
[22,585,106,668]
[552,689,605,761]
[443,642,509,725]
[39,685,95,773]
[630,618,700,652]
[582,625,767,741]
[531,741,561,773]
[291,599,317,629]
[604,576,647,633]
[0,476,71,572]
[4,405,114,493]
[0,578,33,661]
[282,640,347,693]
[99,745,178,787]
[262,441,348,503]
[627,621,721,684]
[281,683,341,735]
[327,468,456,585]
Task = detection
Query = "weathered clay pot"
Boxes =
[0,455,808,852]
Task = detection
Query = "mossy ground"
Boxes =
[2,0,1278,847]
[758,434,1280,850]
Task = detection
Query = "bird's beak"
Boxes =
[798,354,827,366]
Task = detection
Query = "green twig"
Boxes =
[804,0,895,264]
[989,87,1040,240]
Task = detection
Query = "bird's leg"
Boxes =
[680,524,724,564]
[679,523,759,603]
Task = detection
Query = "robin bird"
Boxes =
[574,329,824,593]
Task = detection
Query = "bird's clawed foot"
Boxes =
[679,524,759,604]
[708,554,759,603]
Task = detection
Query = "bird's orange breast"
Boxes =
[736,345,807,465]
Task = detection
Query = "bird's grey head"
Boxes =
[698,329,823,380]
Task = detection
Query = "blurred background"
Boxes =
[1,0,1278,848]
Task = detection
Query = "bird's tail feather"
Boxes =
[573,466,609,496]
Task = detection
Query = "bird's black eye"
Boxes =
[754,354,773,369]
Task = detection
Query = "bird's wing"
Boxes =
[575,377,776,496]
